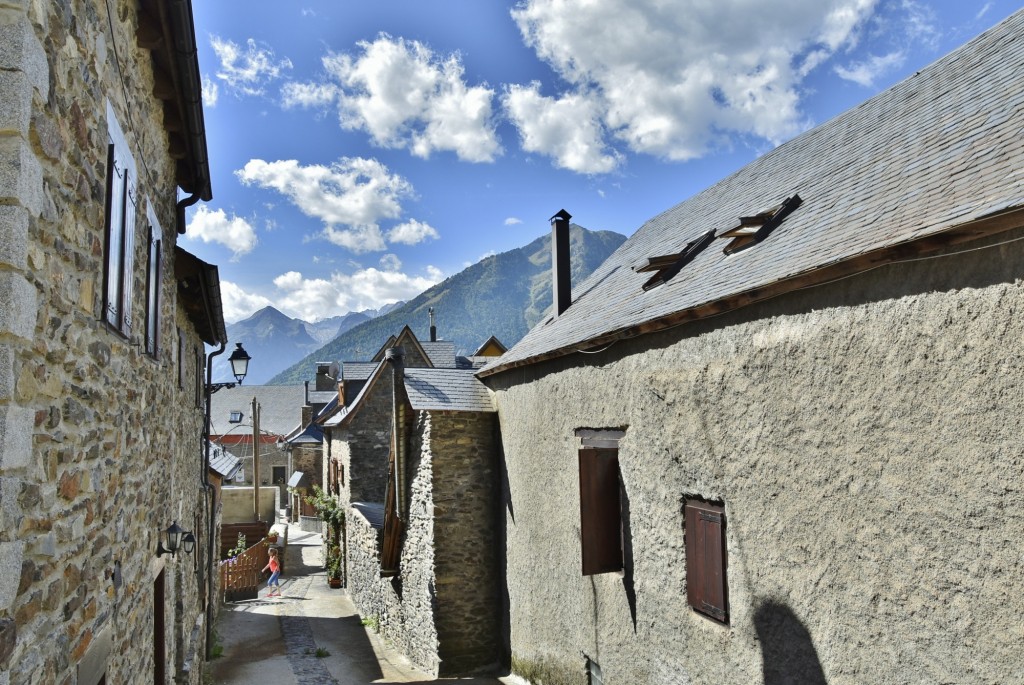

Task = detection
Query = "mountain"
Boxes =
[268,224,626,384]
[214,305,398,384]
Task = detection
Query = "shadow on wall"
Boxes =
[754,601,828,685]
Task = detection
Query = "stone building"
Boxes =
[0,0,222,683]
[478,12,1024,685]
[322,326,503,676]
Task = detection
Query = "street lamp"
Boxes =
[156,521,195,557]
[208,342,251,395]
[228,343,251,384]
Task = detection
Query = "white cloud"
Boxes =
[379,254,402,271]
[834,50,905,87]
[387,219,439,245]
[507,0,882,169]
[210,35,292,96]
[201,74,219,107]
[976,3,992,20]
[504,83,621,173]
[270,267,443,321]
[900,0,940,50]
[504,217,522,226]
[219,281,273,323]
[282,35,501,162]
[236,157,414,253]
[185,206,258,259]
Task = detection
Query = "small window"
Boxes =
[195,346,204,409]
[718,194,802,255]
[228,411,243,423]
[102,102,137,337]
[144,209,162,357]
[579,447,623,575]
[685,499,729,623]
[177,328,185,389]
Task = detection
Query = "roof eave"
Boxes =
[479,206,1024,380]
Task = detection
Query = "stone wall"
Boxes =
[485,230,1024,684]
[335,371,394,507]
[345,409,501,678]
[0,1,211,683]
[483,231,1024,683]
[429,410,501,675]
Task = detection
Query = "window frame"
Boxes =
[684,499,729,624]
[102,102,137,338]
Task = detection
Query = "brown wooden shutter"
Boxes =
[579,448,623,575]
[685,500,728,623]
[380,436,404,576]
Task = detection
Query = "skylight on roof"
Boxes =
[229,411,243,423]
[718,194,802,255]
[634,229,716,291]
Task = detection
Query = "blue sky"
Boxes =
[183,0,1019,323]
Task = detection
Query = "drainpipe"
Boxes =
[202,342,225,659]
[550,209,572,316]
[385,346,405,519]
[176,192,201,236]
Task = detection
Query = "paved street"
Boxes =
[209,525,511,685]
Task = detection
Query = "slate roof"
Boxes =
[481,11,1024,377]
[308,390,337,406]
[403,368,495,413]
[208,443,241,479]
[323,361,387,428]
[209,384,304,437]
[342,362,380,382]
[421,340,457,368]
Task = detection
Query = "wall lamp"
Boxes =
[157,521,196,557]
[207,343,251,395]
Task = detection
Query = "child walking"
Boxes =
[262,547,281,597]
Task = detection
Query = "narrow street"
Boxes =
[209,525,510,684]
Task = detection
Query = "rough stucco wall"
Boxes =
[487,233,1024,685]
[430,410,501,676]
[0,1,212,682]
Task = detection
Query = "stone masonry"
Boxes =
[0,1,214,683]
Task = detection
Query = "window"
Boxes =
[579,447,623,575]
[685,499,728,623]
[194,346,204,409]
[144,207,162,357]
[717,194,802,255]
[228,411,243,423]
[102,102,137,336]
[177,328,185,389]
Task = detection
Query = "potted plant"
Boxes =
[326,545,342,588]
[266,530,279,543]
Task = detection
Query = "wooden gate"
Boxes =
[219,538,269,602]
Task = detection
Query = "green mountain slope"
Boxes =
[268,224,625,384]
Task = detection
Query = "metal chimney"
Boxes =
[550,209,572,316]
[429,307,436,342]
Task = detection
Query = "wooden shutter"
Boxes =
[579,448,623,575]
[103,143,125,329]
[685,500,728,623]
[145,223,161,356]
[380,435,403,576]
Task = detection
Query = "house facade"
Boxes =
[0,1,221,683]
[479,11,1024,685]
[323,326,503,676]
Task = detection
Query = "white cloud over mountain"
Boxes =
[236,157,420,253]
[185,206,258,258]
[281,34,501,162]
[219,281,273,323]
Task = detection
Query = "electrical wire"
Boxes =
[572,226,1024,358]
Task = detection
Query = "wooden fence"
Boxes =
[219,538,270,602]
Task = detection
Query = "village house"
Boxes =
[0,0,224,682]
[478,11,1024,685]
[209,373,333,525]
[320,322,504,676]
